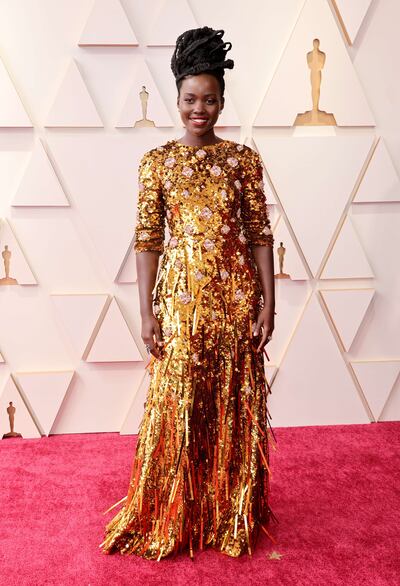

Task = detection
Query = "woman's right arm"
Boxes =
[133,151,166,359]
[136,251,164,358]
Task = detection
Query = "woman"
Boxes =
[99,26,278,560]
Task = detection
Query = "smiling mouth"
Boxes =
[190,117,209,126]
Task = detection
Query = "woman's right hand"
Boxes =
[141,313,164,359]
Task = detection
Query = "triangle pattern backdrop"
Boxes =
[78,0,139,46]
[146,0,198,46]
[332,0,373,45]
[45,59,103,127]
[351,361,400,421]
[0,377,41,439]
[319,288,375,351]
[353,138,400,203]
[12,139,69,207]
[0,0,398,433]
[0,56,32,127]
[0,218,37,285]
[254,0,375,126]
[14,371,75,436]
[255,134,375,277]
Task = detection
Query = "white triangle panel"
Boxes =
[51,293,109,358]
[12,139,69,207]
[86,297,142,362]
[116,242,137,284]
[146,0,198,46]
[332,0,373,45]
[120,369,149,434]
[353,139,400,203]
[0,377,41,438]
[351,361,400,420]
[264,282,310,366]
[0,57,32,127]
[270,294,370,426]
[273,215,309,280]
[215,90,241,128]
[0,218,37,285]
[14,371,74,436]
[45,60,103,128]
[321,216,374,279]
[116,58,174,127]
[254,0,375,126]
[256,134,374,276]
[379,376,400,422]
[79,0,138,46]
[264,365,278,389]
[0,351,4,363]
[320,288,375,351]
[247,137,278,205]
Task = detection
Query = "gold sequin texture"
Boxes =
[99,139,278,560]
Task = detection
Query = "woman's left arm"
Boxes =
[241,148,276,352]
[251,245,275,352]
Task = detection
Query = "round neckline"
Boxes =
[171,139,230,149]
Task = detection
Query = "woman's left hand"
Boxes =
[253,305,275,352]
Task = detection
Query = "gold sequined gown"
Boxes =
[99,139,277,560]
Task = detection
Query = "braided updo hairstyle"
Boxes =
[171,26,234,98]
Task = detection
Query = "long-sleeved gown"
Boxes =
[99,139,277,560]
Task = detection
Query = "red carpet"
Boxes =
[1,421,399,586]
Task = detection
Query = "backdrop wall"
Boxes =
[0,0,399,437]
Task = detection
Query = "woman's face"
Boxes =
[177,73,224,138]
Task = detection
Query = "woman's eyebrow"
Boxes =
[183,92,217,97]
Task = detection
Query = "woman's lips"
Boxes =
[190,117,208,127]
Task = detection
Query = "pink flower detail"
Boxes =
[210,165,222,176]
[236,144,244,151]
[182,166,194,178]
[238,232,247,244]
[235,288,245,300]
[183,189,190,198]
[184,224,195,235]
[237,208,241,218]
[221,224,230,234]
[194,270,205,281]
[220,269,229,281]
[234,179,242,191]
[164,180,172,190]
[163,326,173,337]
[179,291,192,304]
[164,157,176,168]
[238,254,245,265]
[192,352,200,363]
[138,231,150,241]
[169,236,178,248]
[203,238,215,252]
[153,304,160,315]
[227,156,238,167]
[196,149,206,158]
[174,258,183,269]
[220,189,228,200]
[242,383,252,395]
[199,206,213,220]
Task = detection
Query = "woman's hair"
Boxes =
[171,26,234,98]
